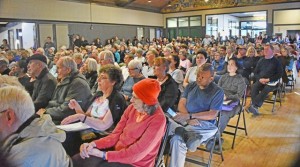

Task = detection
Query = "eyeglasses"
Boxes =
[98,76,109,80]
[0,109,8,115]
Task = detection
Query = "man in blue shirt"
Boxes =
[169,63,224,167]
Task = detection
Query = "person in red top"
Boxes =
[72,78,166,167]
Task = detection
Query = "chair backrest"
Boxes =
[155,117,170,167]
[240,85,247,112]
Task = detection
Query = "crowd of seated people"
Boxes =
[0,32,299,167]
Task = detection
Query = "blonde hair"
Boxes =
[0,75,24,88]
[0,86,34,123]
[246,46,257,57]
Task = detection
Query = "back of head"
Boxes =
[101,50,115,64]
[0,85,34,128]
[0,75,24,88]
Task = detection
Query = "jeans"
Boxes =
[168,119,218,167]
[219,105,241,134]
[251,81,277,107]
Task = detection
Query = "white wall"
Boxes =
[273,9,300,37]
[0,0,163,27]
[56,24,69,49]
[39,24,53,47]
[274,9,300,25]
[22,23,35,49]
[0,31,8,44]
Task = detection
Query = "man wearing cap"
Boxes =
[247,44,283,115]
[27,54,57,111]
[168,63,224,167]
[36,56,92,125]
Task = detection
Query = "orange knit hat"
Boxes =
[132,78,161,105]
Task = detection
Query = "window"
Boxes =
[178,17,188,27]
[190,16,201,26]
[167,18,177,28]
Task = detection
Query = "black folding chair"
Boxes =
[155,118,170,167]
[184,112,224,167]
[223,86,248,149]
[264,82,282,112]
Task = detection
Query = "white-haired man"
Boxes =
[0,84,69,167]
[37,56,92,125]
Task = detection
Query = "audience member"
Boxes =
[169,63,224,167]
[247,44,283,115]
[72,79,166,167]
[0,82,69,167]
[168,54,184,92]
[36,56,92,124]
[27,54,57,111]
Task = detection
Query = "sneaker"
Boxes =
[247,104,260,115]
[205,139,214,151]
[214,138,224,151]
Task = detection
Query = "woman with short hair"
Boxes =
[81,58,98,89]
[121,59,145,103]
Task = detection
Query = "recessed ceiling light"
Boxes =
[148,0,151,2]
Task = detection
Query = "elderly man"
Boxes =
[27,54,57,111]
[142,49,158,78]
[0,78,69,167]
[169,63,224,167]
[247,44,283,115]
[37,56,92,124]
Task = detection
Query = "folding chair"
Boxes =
[264,81,282,112]
[223,86,248,149]
[155,118,170,167]
[184,112,224,167]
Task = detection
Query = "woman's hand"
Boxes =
[68,99,82,113]
[61,114,84,125]
[80,142,103,159]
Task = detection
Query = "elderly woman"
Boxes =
[168,54,184,93]
[81,58,98,89]
[183,50,207,87]
[153,57,178,112]
[121,59,145,103]
[61,64,127,132]
[72,79,166,167]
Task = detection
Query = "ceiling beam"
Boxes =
[115,0,136,7]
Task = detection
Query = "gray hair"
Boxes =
[60,56,77,72]
[143,103,159,115]
[136,48,143,55]
[0,86,34,124]
[73,53,83,60]
[101,50,115,64]
[85,58,98,72]
[128,59,142,71]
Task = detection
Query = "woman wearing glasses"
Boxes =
[61,65,127,155]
